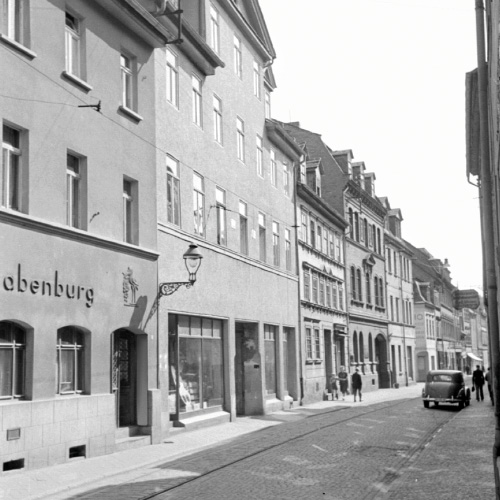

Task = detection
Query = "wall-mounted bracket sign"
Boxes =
[452,289,480,310]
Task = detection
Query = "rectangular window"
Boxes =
[253,60,261,98]
[316,224,322,252]
[57,327,84,394]
[283,162,290,196]
[236,117,245,162]
[285,228,291,271]
[314,328,321,359]
[323,228,328,255]
[175,315,224,412]
[123,178,137,244]
[209,5,220,54]
[310,218,315,248]
[213,95,223,144]
[326,282,331,308]
[0,321,25,398]
[270,149,277,186]
[301,209,308,242]
[264,325,277,395]
[216,187,226,246]
[166,155,180,226]
[335,232,342,263]
[329,231,335,258]
[396,297,400,322]
[192,75,202,127]
[2,124,22,211]
[234,35,242,78]
[338,285,344,310]
[2,0,27,45]
[306,327,313,360]
[319,279,325,305]
[390,296,394,321]
[265,89,271,119]
[312,273,318,303]
[193,172,205,236]
[272,221,280,266]
[304,271,310,300]
[166,49,178,107]
[120,53,135,110]
[332,283,338,309]
[239,200,248,255]
[66,153,83,228]
[258,212,266,262]
[65,12,81,77]
[256,135,263,177]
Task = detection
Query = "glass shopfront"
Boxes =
[169,314,224,417]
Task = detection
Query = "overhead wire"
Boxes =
[1,40,297,230]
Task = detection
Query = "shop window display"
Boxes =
[169,315,224,414]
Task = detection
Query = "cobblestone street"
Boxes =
[49,396,491,500]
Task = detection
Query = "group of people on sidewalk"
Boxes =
[329,367,363,402]
[472,364,494,405]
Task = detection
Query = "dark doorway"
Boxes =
[112,329,137,427]
[235,322,259,415]
[375,334,390,389]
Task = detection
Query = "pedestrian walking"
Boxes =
[352,368,362,402]
[472,364,485,402]
[485,367,494,405]
[338,366,349,400]
[330,373,339,401]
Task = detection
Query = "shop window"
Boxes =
[264,324,277,395]
[0,321,25,399]
[172,315,224,413]
[56,326,85,394]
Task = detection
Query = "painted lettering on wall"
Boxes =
[3,264,94,307]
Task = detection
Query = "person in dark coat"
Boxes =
[338,366,349,400]
[472,365,485,401]
[352,368,362,402]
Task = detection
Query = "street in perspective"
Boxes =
[0,382,494,500]
[2,0,500,498]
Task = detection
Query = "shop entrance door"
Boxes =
[324,329,333,391]
[112,329,137,427]
[235,322,259,415]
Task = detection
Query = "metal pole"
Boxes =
[475,2,500,497]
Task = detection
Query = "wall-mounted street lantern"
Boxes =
[159,243,203,297]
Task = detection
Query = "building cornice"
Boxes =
[1,210,159,261]
[266,120,303,160]
[345,180,386,219]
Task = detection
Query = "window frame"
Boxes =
[2,123,22,211]
[166,48,179,107]
[193,172,205,237]
[0,321,25,399]
[270,149,277,187]
[236,117,245,162]
[213,94,223,144]
[209,4,220,54]
[272,220,280,266]
[215,186,226,246]
[239,200,248,255]
[253,60,261,99]
[192,74,203,127]
[2,0,28,46]
[285,227,291,271]
[166,154,180,226]
[65,11,81,78]
[66,153,83,229]
[256,135,264,177]
[233,35,242,78]
[56,326,85,395]
[258,211,266,262]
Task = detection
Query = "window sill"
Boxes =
[61,71,93,92]
[118,105,143,123]
[0,34,37,59]
[305,359,323,365]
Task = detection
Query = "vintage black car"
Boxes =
[422,370,471,409]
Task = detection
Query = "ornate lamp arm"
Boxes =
[159,281,193,297]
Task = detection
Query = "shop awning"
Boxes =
[467,353,483,361]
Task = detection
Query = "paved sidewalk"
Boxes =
[0,382,493,500]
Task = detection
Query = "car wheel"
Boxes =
[423,400,429,408]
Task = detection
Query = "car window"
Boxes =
[432,374,452,382]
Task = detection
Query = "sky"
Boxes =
[259,0,482,290]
